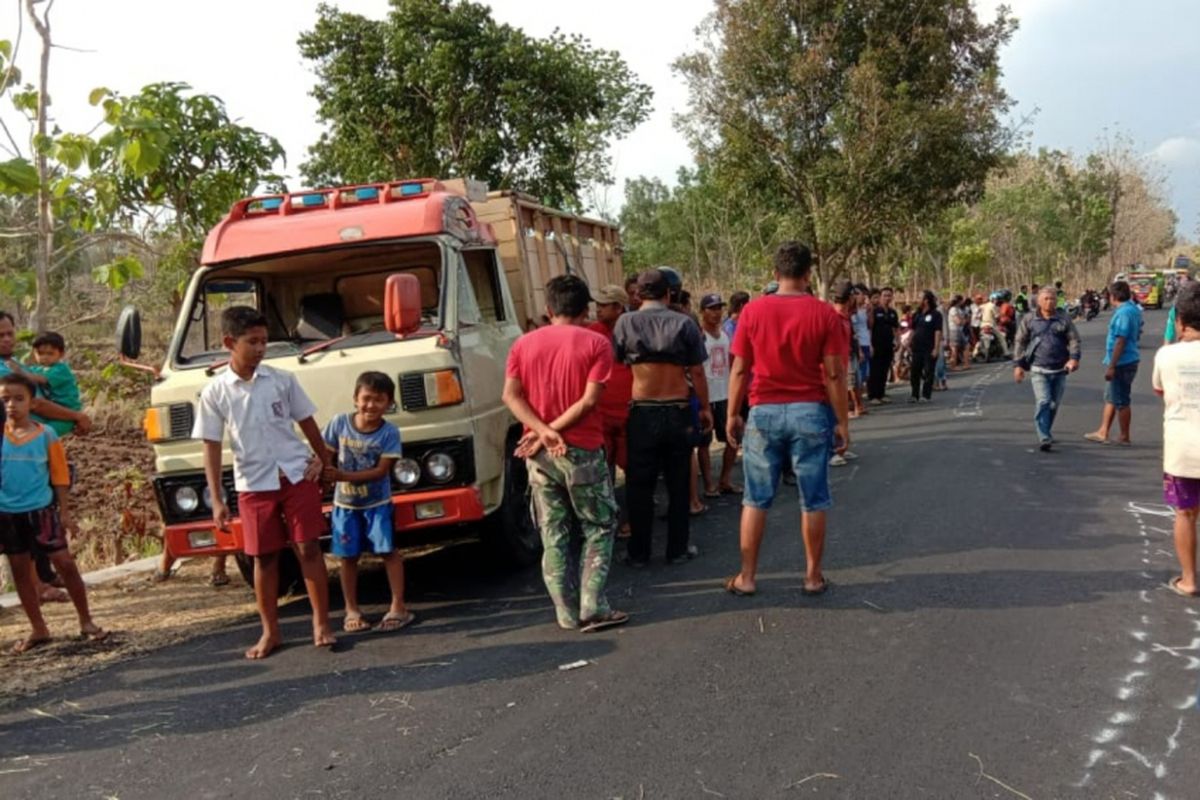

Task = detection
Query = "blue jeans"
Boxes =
[742,403,834,512]
[935,349,947,383]
[1104,362,1138,409]
[1030,371,1068,443]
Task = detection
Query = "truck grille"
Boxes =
[169,403,194,439]
[399,374,428,410]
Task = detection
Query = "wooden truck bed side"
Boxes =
[471,191,624,330]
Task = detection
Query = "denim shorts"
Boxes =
[742,402,834,512]
[1104,362,1138,409]
[331,504,395,558]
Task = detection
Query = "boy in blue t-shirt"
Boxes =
[0,373,106,653]
[322,371,412,633]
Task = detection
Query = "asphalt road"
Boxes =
[1,310,1194,800]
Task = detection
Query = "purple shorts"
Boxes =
[1164,474,1200,511]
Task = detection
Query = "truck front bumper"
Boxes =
[163,486,488,558]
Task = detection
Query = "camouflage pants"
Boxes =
[526,446,618,629]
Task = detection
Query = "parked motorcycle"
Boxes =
[972,324,1007,362]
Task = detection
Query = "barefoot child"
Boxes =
[1153,282,1200,597]
[195,306,335,659]
[322,371,413,633]
[0,373,106,653]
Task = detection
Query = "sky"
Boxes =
[4,0,1199,232]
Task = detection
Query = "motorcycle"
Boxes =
[972,324,1007,363]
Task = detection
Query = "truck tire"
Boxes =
[483,437,541,568]
[234,549,304,596]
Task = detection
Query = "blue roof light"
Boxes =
[299,194,326,207]
[260,198,283,210]
[355,187,379,201]
[399,182,424,197]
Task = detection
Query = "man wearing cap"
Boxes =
[698,293,739,496]
[612,269,712,566]
[589,285,634,477]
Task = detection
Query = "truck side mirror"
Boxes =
[384,273,422,336]
[116,305,142,359]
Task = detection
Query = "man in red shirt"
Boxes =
[723,242,850,597]
[502,275,629,633]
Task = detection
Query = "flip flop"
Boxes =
[719,485,743,495]
[209,572,231,587]
[1168,577,1199,598]
[801,579,830,596]
[343,613,373,633]
[79,626,109,643]
[12,635,51,655]
[1083,433,1110,445]
[375,611,416,633]
[703,490,721,499]
[690,505,708,517]
[724,576,755,597]
[580,610,629,633]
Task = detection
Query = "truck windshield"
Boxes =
[176,240,444,367]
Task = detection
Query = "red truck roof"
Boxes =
[201,179,497,265]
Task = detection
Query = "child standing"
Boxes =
[1153,282,1200,597]
[322,372,413,633]
[24,332,83,436]
[0,373,106,653]
[195,306,335,659]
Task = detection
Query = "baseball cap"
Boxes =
[699,293,725,310]
[593,284,629,306]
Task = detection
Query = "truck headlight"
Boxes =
[393,458,421,488]
[174,486,200,513]
[202,485,226,510]
[424,452,456,484]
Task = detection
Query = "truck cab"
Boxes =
[121,179,564,580]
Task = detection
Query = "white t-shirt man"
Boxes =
[1153,341,1200,478]
[703,327,731,404]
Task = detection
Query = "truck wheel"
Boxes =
[233,549,304,596]
[483,442,541,568]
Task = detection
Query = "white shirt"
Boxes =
[1153,341,1200,478]
[702,327,731,404]
[194,364,319,491]
[852,307,871,347]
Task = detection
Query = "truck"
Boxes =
[117,178,624,587]
[1127,269,1163,309]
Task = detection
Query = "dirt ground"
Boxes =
[0,558,259,705]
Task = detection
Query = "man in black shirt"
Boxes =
[868,287,900,404]
[612,270,711,566]
[908,291,943,402]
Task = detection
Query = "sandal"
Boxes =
[38,586,69,603]
[1083,433,1110,445]
[718,485,743,495]
[1168,577,1199,598]
[689,505,708,517]
[375,611,416,632]
[342,613,373,633]
[724,575,755,597]
[802,579,830,596]
[703,489,721,499]
[80,625,109,643]
[149,569,172,583]
[12,635,51,654]
[209,572,231,587]
[580,610,629,633]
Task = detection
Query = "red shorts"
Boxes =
[601,414,628,471]
[238,478,326,557]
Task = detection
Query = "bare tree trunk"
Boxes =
[26,0,53,333]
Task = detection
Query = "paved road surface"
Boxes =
[1,310,1194,799]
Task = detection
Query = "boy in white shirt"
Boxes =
[698,294,739,496]
[195,307,335,658]
[1153,283,1200,597]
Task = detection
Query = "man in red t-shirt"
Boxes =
[503,275,629,634]
[723,242,850,598]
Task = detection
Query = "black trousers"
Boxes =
[868,347,894,399]
[910,348,935,399]
[625,403,692,563]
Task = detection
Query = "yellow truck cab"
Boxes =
[117,178,623,585]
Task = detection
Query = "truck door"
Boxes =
[453,248,522,490]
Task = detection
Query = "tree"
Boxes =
[298,0,652,209]
[674,0,1017,291]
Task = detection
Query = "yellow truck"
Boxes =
[117,178,623,586]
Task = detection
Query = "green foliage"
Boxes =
[0,158,39,194]
[298,0,652,208]
[675,0,1017,287]
[92,255,145,292]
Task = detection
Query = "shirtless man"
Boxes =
[613,269,712,566]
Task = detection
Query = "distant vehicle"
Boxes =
[1128,271,1164,309]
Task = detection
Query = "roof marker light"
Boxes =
[261,198,283,210]
[400,182,424,197]
[355,187,379,201]
[300,194,325,207]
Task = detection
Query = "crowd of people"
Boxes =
[3,246,1199,660]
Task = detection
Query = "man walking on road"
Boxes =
[1013,286,1082,452]
[1085,280,1143,446]
[613,269,712,567]
[502,275,628,633]
[868,287,900,404]
[723,242,850,597]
